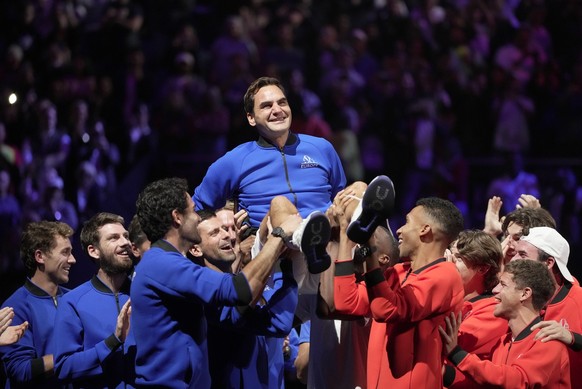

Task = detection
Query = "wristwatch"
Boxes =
[354,245,372,264]
[271,227,289,242]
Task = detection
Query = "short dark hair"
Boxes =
[80,212,125,255]
[128,214,148,247]
[502,208,556,236]
[243,77,286,114]
[136,177,190,243]
[455,229,502,291]
[20,221,74,277]
[504,259,555,311]
[197,209,217,223]
[416,197,464,244]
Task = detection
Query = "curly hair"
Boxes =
[455,229,503,292]
[80,212,125,255]
[416,197,464,244]
[136,177,190,243]
[20,221,74,277]
[502,207,556,237]
[504,259,555,311]
[243,77,286,114]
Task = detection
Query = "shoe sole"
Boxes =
[347,175,395,244]
[300,212,331,274]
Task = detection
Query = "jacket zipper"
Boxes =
[280,147,298,207]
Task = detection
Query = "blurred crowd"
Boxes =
[1,0,582,280]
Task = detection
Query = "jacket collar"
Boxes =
[514,316,542,341]
[152,239,181,254]
[24,278,65,297]
[468,292,494,303]
[413,258,446,275]
[90,274,131,294]
[549,281,572,305]
[256,132,297,148]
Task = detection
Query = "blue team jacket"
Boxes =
[130,240,253,388]
[53,276,135,388]
[193,133,346,226]
[207,261,298,389]
[1,279,69,389]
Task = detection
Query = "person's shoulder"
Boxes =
[296,133,332,146]
[563,283,582,307]
[467,296,498,317]
[1,286,28,307]
[136,248,192,274]
[227,141,258,154]
[140,246,183,262]
[208,141,258,166]
[60,280,94,303]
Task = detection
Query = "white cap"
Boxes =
[521,227,573,283]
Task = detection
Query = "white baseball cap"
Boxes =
[521,227,573,283]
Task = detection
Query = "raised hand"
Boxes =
[516,194,541,209]
[438,311,462,356]
[115,299,132,343]
[483,196,503,237]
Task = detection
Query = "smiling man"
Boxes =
[1,221,75,389]
[440,259,570,388]
[191,209,238,272]
[53,213,134,388]
[189,208,298,388]
[193,76,345,278]
[511,226,582,389]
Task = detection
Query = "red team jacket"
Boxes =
[450,317,571,388]
[334,262,409,388]
[445,295,509,389]
[366,259,464,389]
[543,281,582,389]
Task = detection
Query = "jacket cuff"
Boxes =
[335,261,354,276]
[233,273,252,305]
[31,357,45,379]
[105,333,123,351]
[572,331,582,352]
[443,364,456,387]
[448,345,468,366]
[364,268,384,287]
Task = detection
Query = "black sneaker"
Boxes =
[292,211,332,274]
[347,175,395,244]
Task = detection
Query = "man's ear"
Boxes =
[34,249,45,266]
[521,286,533,303]
[87,244,100,261]
[378,254,390,266]
[189,245,203,258]
[131,243,140,258]
[545,256,556,270]
[172,209,182,227]
[246,112,256,127]
[419,224,431,239]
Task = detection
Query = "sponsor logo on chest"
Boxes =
[300,155,319,168]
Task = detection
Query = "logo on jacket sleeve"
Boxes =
[301,155,319,168]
